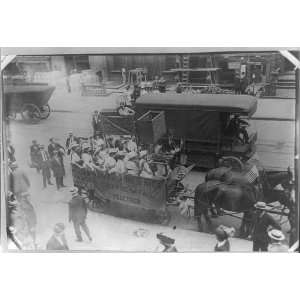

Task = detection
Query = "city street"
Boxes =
[6,88,294,251]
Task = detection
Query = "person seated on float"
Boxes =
[106,136,115,149]
[94,135,105,149]
[125,136,138,153]
[114,138,124,151]
[226,115,250,144]
[117,102,135,116]
[70,144,82,164]
[109,152,127,175]
[81,146,94,170]
[154,140,164,154]
[155,162,169,178]
[139,150,153,178]
[105,148,118,173]
[125,152,140,176]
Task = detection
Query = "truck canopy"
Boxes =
[135,93,257,116]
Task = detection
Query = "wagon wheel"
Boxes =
[219,156,244,172]
[39,104,51,119]
[21,104,41,123]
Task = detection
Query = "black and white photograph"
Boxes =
[1,48,299,252]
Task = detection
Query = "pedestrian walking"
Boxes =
[46,223,69,251]
[50,150,66,190]
[37,145,53,189]
[68,187,92,242]
[8,162,31,199]
[252,202,281,252]
[30,140,41,173]
[7,139,16,163]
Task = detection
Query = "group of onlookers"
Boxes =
[30,138,66,190]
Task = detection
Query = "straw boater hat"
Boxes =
[127,151,138,160]
[108,148,118,155]
[139,150,148,158]
[156,233,175,245]
[254,201,267,210]
[268,229,285,241]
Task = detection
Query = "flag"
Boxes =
[245,165,259,183]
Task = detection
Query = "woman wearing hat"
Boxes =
[109,152,127,175]
[267,229,289,252]
[139,150,153,178]
[104,148,117,172]
[125,152,140,176]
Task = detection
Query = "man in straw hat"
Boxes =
[252,201,281,251]
[68,187,92,242]
[125,151,140,176]
[46,223,69,251]
[267,229,289,252]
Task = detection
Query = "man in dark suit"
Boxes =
[252,202,281,251]
[91,110,100,136]
[30,140,41,173]
[46,223,69,251]
[37,145,53,189]
[66,132,78,155]
[48,138,65,158]
[68,187,92,242]
[50,150,66,190]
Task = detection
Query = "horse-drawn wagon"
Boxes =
[4,83,55,122]
[71,163,193,224]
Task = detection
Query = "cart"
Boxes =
[4,83,55,122]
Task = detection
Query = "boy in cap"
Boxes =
[214,225,235,252]
[252,202,281,251]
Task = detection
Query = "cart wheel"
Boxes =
[39,104,51,119]
[21,104,41,123]
[219,156,244,172]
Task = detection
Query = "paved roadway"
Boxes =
[6,89,294,251]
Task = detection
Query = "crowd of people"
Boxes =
[66,132,171,179]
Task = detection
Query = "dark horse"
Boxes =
[206,166,294,209]
[194,180,260,237]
